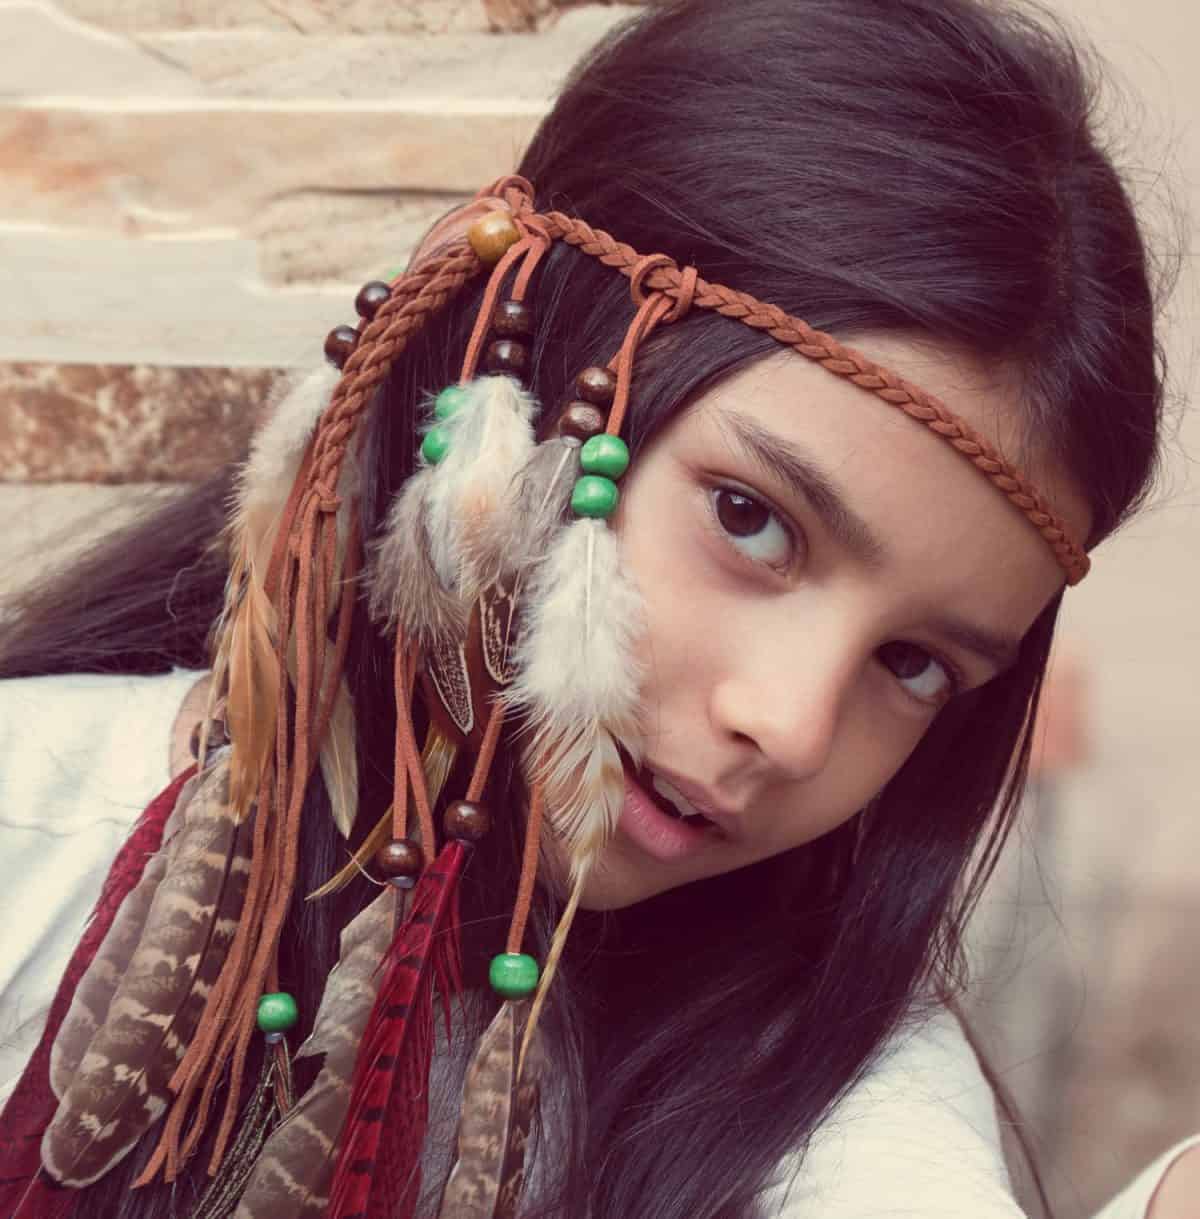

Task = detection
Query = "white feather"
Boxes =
[423,375,538,596]
[504,518,644,876]
[237,366,340,563]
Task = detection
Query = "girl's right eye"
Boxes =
[710,487,798,571]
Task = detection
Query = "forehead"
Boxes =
[680,336,1091,619]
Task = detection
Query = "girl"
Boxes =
[1,1,1194,1216]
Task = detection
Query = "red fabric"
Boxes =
[0,767,195,1219]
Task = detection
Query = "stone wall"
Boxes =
[0,0,641,478]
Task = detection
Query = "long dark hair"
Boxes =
[1,1,1167,1217]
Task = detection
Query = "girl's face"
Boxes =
[566,336,1091,910]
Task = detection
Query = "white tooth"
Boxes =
[651,773,701,819]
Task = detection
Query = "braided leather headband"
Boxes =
[319,175,1090,585]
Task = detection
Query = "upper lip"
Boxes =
[641,763,747,838]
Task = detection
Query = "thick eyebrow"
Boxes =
[712,406,887,568]
[926,615,1022,674]
[711,406,1022,674]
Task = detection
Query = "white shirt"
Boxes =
[0,671,1192,1217]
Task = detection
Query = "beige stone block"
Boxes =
[52,0,489,35]
[0,99,542,234]
[0,230,357,366]
[0,362,278,481]
[140,6,640,100]
[254,191,461,286]
[0,1,201,96]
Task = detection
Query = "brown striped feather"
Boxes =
[41,755,252,1186]
[233,887,397,1218]
[438,1000,543,1219]
[48,770,198,1100]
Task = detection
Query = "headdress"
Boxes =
[0,174,1087,1219]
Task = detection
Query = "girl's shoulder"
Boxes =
[0,668,205,1104]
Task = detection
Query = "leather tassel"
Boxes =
[437,999,544,1219]
[233,889,398,1218]
[327,841,467,1219]
[41,756,252,1187]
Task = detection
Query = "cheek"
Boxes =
[763,697,929,852]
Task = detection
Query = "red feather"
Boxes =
[0,769,194,1219]
[327,840,466,1219]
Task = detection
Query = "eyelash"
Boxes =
[706,483,966,708]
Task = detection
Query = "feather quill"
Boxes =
[504,518,644,877]
[327,842,467,1219]
[437,999,543,1219]
[41,756,252,1186]
[233,887,398,1218]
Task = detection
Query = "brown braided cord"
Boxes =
[537,210,1089,585]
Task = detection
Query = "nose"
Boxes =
[708,616,860,781]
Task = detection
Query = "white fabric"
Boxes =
[762,1004,1191,1217]
[0,670,1193,1218]
[0,668,203,1105]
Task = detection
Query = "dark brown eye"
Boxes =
[710,488,795,568]
[714,489,770,536]
[877,641,955,705]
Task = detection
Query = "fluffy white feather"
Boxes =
[423,375,538,597]
[504,518,644,876]
[237,366,340,565]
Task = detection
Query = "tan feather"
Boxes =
[438,999,543,1219]
[49,773,198,1099]
[318,678,359,839]
[42,756,252,1186]
[234,888,398,1218]
[225,562,281,818]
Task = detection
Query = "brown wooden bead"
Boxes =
[355,280,391,321]
[556,401,607,443]
[484,338,530,379]
[445,800,492,844]
[492,299,535,338]
[467,210,521,265]
[575,365,617,406]
[375,838,424,880]
[324,324,359,369]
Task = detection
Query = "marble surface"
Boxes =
[0,363,278,481]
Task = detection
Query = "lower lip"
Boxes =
[616,765,722,863]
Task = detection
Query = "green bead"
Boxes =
[257,992,298,1034]
[434,384,469,420]
[571,475,619,519]
[421,425,451,465]
[580,434,630,480]
[489,953,540,999]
